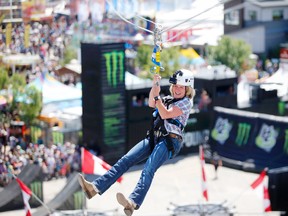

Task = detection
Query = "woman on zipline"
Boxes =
[78,69,195,216]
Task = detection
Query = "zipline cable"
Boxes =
[105,0,154,34]
[105,0,232,74]
[163,11,223,43]
[105,0,231,40]
[136,14,158,26]
[161,0,228,34]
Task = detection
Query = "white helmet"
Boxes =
[169,69,194,87]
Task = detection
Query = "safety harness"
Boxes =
[147,96,184,158]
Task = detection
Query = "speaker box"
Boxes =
[268,171,288,215]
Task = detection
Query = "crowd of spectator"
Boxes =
[0,15,86,187]
[0,140,81,187]
[1,15,70,65]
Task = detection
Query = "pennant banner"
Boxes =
[199,145,208,201]
[16,178,32,216]
[250,169,271,212]
[264,181,271,212]
[81,148,123,183]
[250,169,267,190]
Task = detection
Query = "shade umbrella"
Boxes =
[180,48,205,65]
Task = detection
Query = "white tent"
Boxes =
[28,72,82,131]
[28,72,82,104]
[263,65,288,97]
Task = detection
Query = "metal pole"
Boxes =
[30,191,53,215]
[12,174,53,214]
[9,0,12,20]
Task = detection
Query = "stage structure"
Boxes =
[81,42,126,164]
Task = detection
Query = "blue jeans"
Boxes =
[92,136,182,208]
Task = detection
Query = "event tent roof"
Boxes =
[28,72,82,104]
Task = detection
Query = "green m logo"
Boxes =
[235,123,251,146]
[103,51,125,88]
[74,191,85,209]
[284,130,288,154]
[30,181,42,201]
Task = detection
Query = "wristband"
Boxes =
[154,96,161,101]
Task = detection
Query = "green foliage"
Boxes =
[8,72,27,87]
[135,44,181,79]
[60,45,78,66]
[208,36,252,74]
[8,73,27,112]
[18,85,42,126]
[0,72,42,127]
[0,67,9,89]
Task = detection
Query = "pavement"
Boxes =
[0,153,281,216]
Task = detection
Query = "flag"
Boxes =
[24,24,30,48]
[5,23,12,46]
[16,178,32,216]
[250,168,271,212]
[199,145,208,201]
[81,147,123,183]
[250,168,267,189]
[263,181,271,212]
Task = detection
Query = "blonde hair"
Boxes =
[169,85,195,99]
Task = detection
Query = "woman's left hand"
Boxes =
[152,74,161,96]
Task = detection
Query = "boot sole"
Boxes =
[78,174,96,199]
[116,193,133,216]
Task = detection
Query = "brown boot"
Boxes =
[116,192,136,216]
[78,173,98,199]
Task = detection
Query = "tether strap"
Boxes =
[164,137,175,159]
[148,96,184,157]
[167,119,184,131]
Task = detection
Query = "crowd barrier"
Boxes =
[210,106,288,171]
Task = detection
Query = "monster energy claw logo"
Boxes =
[235,123,251,146]
[104,51,125,88]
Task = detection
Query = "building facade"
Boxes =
[0,0,22,23]
[224,0,288,58]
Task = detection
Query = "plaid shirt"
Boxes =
[164,97,193,137]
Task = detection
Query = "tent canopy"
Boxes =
[28,72,82,104]
[180,48,205,65]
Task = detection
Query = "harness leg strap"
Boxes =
[164,137,175,159]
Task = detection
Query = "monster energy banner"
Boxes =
[210,106,288,169]
[81,42,126,164]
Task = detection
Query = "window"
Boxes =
[248,10,257,21]
[272,10,283,20]
[225,10,240,25]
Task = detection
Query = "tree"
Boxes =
[0,66,9,89]
[7,73,27,113]
[60,44,78,66]
[135,44,181,79]
[18,85,42,126]
[208,36,253,74]
[0,70,42,127]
